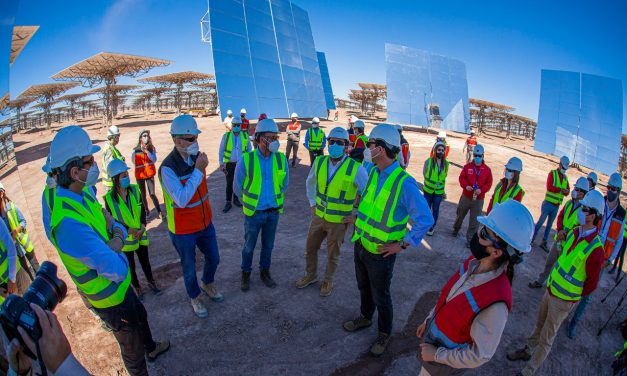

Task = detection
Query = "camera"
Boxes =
[0,261,67,358]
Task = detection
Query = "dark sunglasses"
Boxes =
[506,168,515,173]
[328,140,346,146]
[176,136,197,143]
[473,154,483,158]
[581,206,597,216]
[575,188,587,194]
[608,186,620,193]
[262,135,279,141]
[480,226,502,250]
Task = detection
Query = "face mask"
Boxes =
[435,152,444,159]
[504,171,514,180]
[312,123,319,128]
[577,209,587,225]
[232,126,241,133]
[79,163,99,187]
[268,140,280,153]
[608,191,618,202]
[474,157,482,165]
[363,148,373,163]
[120,176,131,188]
[141,135,149,143]
[46,176,57,189]
[186,142,200,156]
[469,232,491,260]
[328,144,345,159]
[559,168,567,174]
[571,190,578,200]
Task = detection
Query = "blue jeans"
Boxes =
[169,223,220,299]
[570,268,605,328]
[241,210,280,272]
[423,192,444,230]
[533,200,559,242]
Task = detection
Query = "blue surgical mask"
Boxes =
[269,140,280,153]
[186,142,199,156]
[504,171,514,180]
[232,126,241,133]
[79,163,100,187]
[577,209,587,225]
[120,176,131,188]
[328,144,345,159]
[474,157,483,165]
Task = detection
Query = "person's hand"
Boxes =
[195,152,209,171]
[379,242,404,258]
[102,208,113,230]
[474,188,482,195]
[343,214,356,224]
[7,281,17,294]
[443,193,447,200]
[465,186,473,191]
[416,322,426,338]
[419,343,437,362]
[107,237,124,252]
[128,228,139,239]
[18,304,72,374]
[6,338,32,375]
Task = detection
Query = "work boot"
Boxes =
[506,346,531,361]
[148,280,163,296]
[201,281,224,302]
[147,340,171,362]
[539,240,549,253]
[370,332,391,357]
[320,281,333,297]
[241,271,251,291]
[528,280,543,289]
[233,196,243,207]
[343,315,372,332]
[567,320,577,339]
[260,269,277,288]
[291,159,296,167]
[426,228,435,236]
[295,274,318,289]
[223,201,232,213]
[190,297,208,318]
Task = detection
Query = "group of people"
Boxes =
[0,109,625,376]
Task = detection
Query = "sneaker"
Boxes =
[528,280,543,289]
[222,202,232,213]
[148,281,163,296]
[147,340,171,362]
[506,346,531,361]
[426,228,434,236]
[241,271,251,291]
[320,281,333,297]
[540,240,549,253]
[191,297,208,318]
[295,275,318,289]
[201,282,224,302]
[233,196,243,207]
[370,332,391,356]
[260,269,277,288]
[342,315,372,332]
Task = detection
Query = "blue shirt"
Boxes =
[371,161,434,247]
[52,187,129,283]
[304,128,327,150]
[234,149,290,211]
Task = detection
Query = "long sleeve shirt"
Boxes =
[1,200,27,229]
[305,156,368,206]
[458,162,493,200]
[218,132,250,165]
[0,219,18,282]
[53,187,129,284]
[286,122,302,141]
[233,149,290,211]
[304,128,327,150]
[160,154,204,209]
[371,161,434,247]
[130,148,157,167]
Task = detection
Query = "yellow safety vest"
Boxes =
[241,151,287,217]
[307,128,325,150]
[102,141,125,187]
[314,156,359,223]
[5,201,34,253]
[103,185,148,252]
[423,158,449,195]
[490,182,524,208]
[223,131,250,163]
[545,170,568,205]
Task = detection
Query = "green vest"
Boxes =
[5,201,34,253]
[352,165,409,254]
[223,131,250,163]
[562,200,580,234]
[307,128,325,150]
[241,151,287,217]
[548,228,602,301]
[102,142,125,187]
[423,158,449,195]
[490,182,524,208]
[50,190,131,309]
[314,156,359,223]
[354,134,368,148]
[103,185,148,252]
[545,170,568,205]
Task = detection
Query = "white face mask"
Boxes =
[571,190,578,200]
[363,148,372,163]
[312,123,319,128]
[268,140,280,153]
[186,142,199,156]
[504,171,514,180]
[46,176,57,189]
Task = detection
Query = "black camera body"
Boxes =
[0,261,67,358]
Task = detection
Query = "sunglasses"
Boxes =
[82,156,95,166]
[575,188,587,194]
[176,136,197,143]
[608,186,620,193]
[366,140,380,148]
[480,226,502,250]
[581,206,597,216]
[473,154,483,158]
[262,135,279,142]
[505,168,515,173]
[328,140,346,146]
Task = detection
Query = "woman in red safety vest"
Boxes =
[416,200,535,375]
[132,130,164,219]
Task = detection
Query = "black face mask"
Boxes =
[435,152,444,159]
[607,191,618,202]
[469,233,491,260]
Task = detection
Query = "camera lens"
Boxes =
[22,261,67,311]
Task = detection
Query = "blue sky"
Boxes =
[9,0,627,132]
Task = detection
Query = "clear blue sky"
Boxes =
[9,0,627,132]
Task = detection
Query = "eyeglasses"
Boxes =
[480,226,502,250]
[82,156,95,166]
[176,136,197,143]
[608,186,620,193]
[262,135,279,142]
[328,139,346,146]
[505,168,515,173]
[473,154,483,158]
[366,140,378,148]
[581,206,597,216]
[575,188,587,194]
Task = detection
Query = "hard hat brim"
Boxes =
[477,216,531,254]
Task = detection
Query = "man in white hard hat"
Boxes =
[508,190,605,376]
[304,117,326,166]
[219,115,251,213]
[343,123,433,356]
[47,125,170,375]
[486,157,525,214]
[159,115,223,318]
[234,118,289,291]
[532,156,570,252]
[286,113,301,167]
[567,172,626,338]
[587,171,598,190]
[102,125,125,189]
[240,108,249,132]
[223,109,234,131]
[417,200,535,374]
[529,176,590,290]
[463,129,478,163]
[295,127,368,297]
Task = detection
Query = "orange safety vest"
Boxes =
[133,149,156,180]
[466,136,477,146]
[602,203,626,260]
[288,121,301,131]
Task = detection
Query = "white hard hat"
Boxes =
[170,114,202,135]
[505,157,523,172]
[231,115,242,125]
[473,144,485,155]
[470,130,476,135]
[560,156,570,169]
[353,120,365,129]
[290,113,298,118]
[227,109,233,115]
[256,118,279,134]
[587,172,598,185]
[49,125,101,169]
[240,108,247,114]
[350,115,358,123]
[437,130,447,138]
[581,190,605,216]
[0,182,4,191]
[328,127,349,141]
[369,123,400,149]
[609,172,623,190]
[477,200,534,253]
[574,177,590,191]
[107,125,120,137]
[312,117,320,124]
[107,159,130,178]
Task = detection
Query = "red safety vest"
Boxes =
[466,136,477,146]
[241,117,250,131]
[428,257,512,349]
[133,149,156,180]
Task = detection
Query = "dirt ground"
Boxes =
[3,108,626,376]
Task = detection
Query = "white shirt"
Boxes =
[160,154,204,208]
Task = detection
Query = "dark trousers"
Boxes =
[225,162,237,202]
[354,240,397,335]
[308,149,324,166]
[124,245,155,288]
[137,177,162,214]
[424,192,444,230]
[94,289,156,376]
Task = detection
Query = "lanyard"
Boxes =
[473,165,481,188]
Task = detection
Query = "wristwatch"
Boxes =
[399,241,409,249]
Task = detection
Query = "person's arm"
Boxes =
[304,129,310,149]
[305,165,317,207]
[353,164,369,196]
[546,171,561,193]
[556,206,566,232]
[233,157,246,199]
[582,247,604,296]
[102,147,113,171]
[514,187,525,203]
[401,178,435,247]
[147,149,157,163]
[0,220,18,283]
[15,205,27,228]
[321,131,327,149]
[42,191,52,241]
[480,167,493,195]
[281,156,290,193]
[423,159,429,179]
[434,303,509,369]
[610,218,627,263]
[160,166,203,208]
[218,134,227,165]
[459,166,469,189]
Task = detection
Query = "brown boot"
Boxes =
[320,281,333,297]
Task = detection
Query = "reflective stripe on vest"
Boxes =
[160,171,212,235]
[423,158,448,195]
[102,142,125,187]
[352,165,409,254]
[545,170,568,205]
[103,185,148,252]
[490,182,523,209]
[604,214,627,260]
[307,128,324,150]
[314,156,359,223]
[223,131,250,163]
[241,151,287,217]
[6,202,34,253]
[133,150,156,180]
[50,192,131,309]
[354,134,368,148]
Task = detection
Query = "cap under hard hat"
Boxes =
[256,118,279,134]
[107,125,120,137]
[369,123,400,149]
[574,177,590,191]
[312,117,320,124]
[107,159,130,178]
[48,125,101,169]
[290,113,298,118]
[609,172,623,190]
[240,108,247,114]
[353,120,365,129]
[581,190,605,215]
[505,157,523,172]
[477,200,534,253]
[170,114,202,135]
[437,130,447,138]
[560,156,570,169]
[328,127,349,141]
